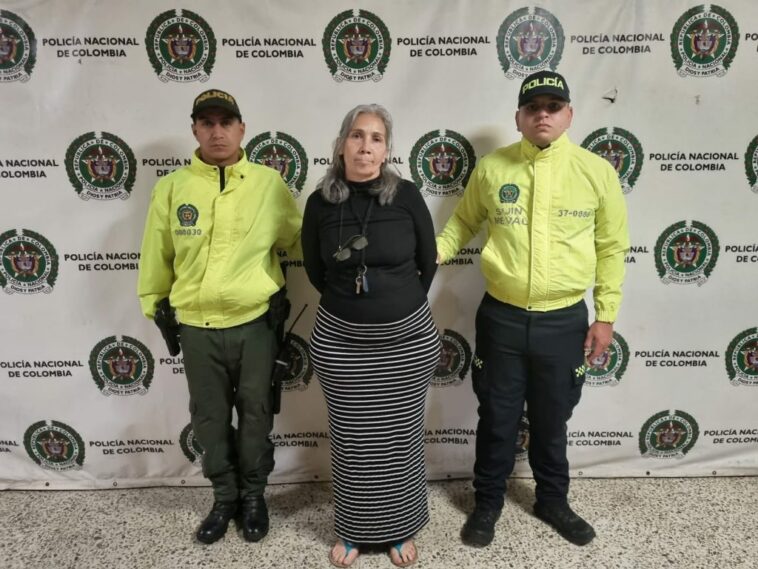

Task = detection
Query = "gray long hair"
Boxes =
[318,104,400,205]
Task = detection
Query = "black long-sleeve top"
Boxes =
[301,177,437,323]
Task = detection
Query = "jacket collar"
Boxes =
[520,132,570,160]
[190,148,248,179]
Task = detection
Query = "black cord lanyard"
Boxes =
[337,192,375,294]
[348,194,374,240]
[336,194,375,251]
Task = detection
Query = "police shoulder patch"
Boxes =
[498,183,520,203]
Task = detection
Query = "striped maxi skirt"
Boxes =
[309,301,441,544]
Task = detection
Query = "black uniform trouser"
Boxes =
[180,315,277,503]
[471,294,587,511]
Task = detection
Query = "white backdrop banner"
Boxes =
[1,0,757,489]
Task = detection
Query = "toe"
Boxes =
[390,539,416,566]
[344,546,359,566]
[405,541,417,563]
[331,540,359,568]
[330,543,345,565]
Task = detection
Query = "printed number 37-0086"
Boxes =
[558,209,592,218]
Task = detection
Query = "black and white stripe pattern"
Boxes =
[309,302,441,544]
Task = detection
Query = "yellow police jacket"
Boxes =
[436,133,630,323]
[138,150,302,328]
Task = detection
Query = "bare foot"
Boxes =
[329,539,359,568]
[389,539,418,567]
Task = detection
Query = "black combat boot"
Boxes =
[196,501,238,544]
[461,506,501,547]
[534,501,595,546]
[240,495,269,542]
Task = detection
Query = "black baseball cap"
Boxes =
[518,70,570,107]
[191,89,242,120]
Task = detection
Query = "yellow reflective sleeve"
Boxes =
[274,176,303,259]
[593,165,630,322]
[137,181,175,319]
[436,167,488,262]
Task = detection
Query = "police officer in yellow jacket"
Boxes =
[138,89,302,545]
[437,71,629,547]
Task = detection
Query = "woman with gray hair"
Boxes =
[302,104,439,567]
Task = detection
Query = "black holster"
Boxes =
[268,286,291,415]
[154,298,181,356]
[266,286,291,343]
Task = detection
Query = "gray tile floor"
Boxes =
[1,477,756,569]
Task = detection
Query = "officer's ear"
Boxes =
[514,110,522,133]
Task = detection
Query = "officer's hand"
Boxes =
[584,321,613,361]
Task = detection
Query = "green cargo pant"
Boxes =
[180,316,276,502]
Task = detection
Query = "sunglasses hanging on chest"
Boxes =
[333,195,375,295]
